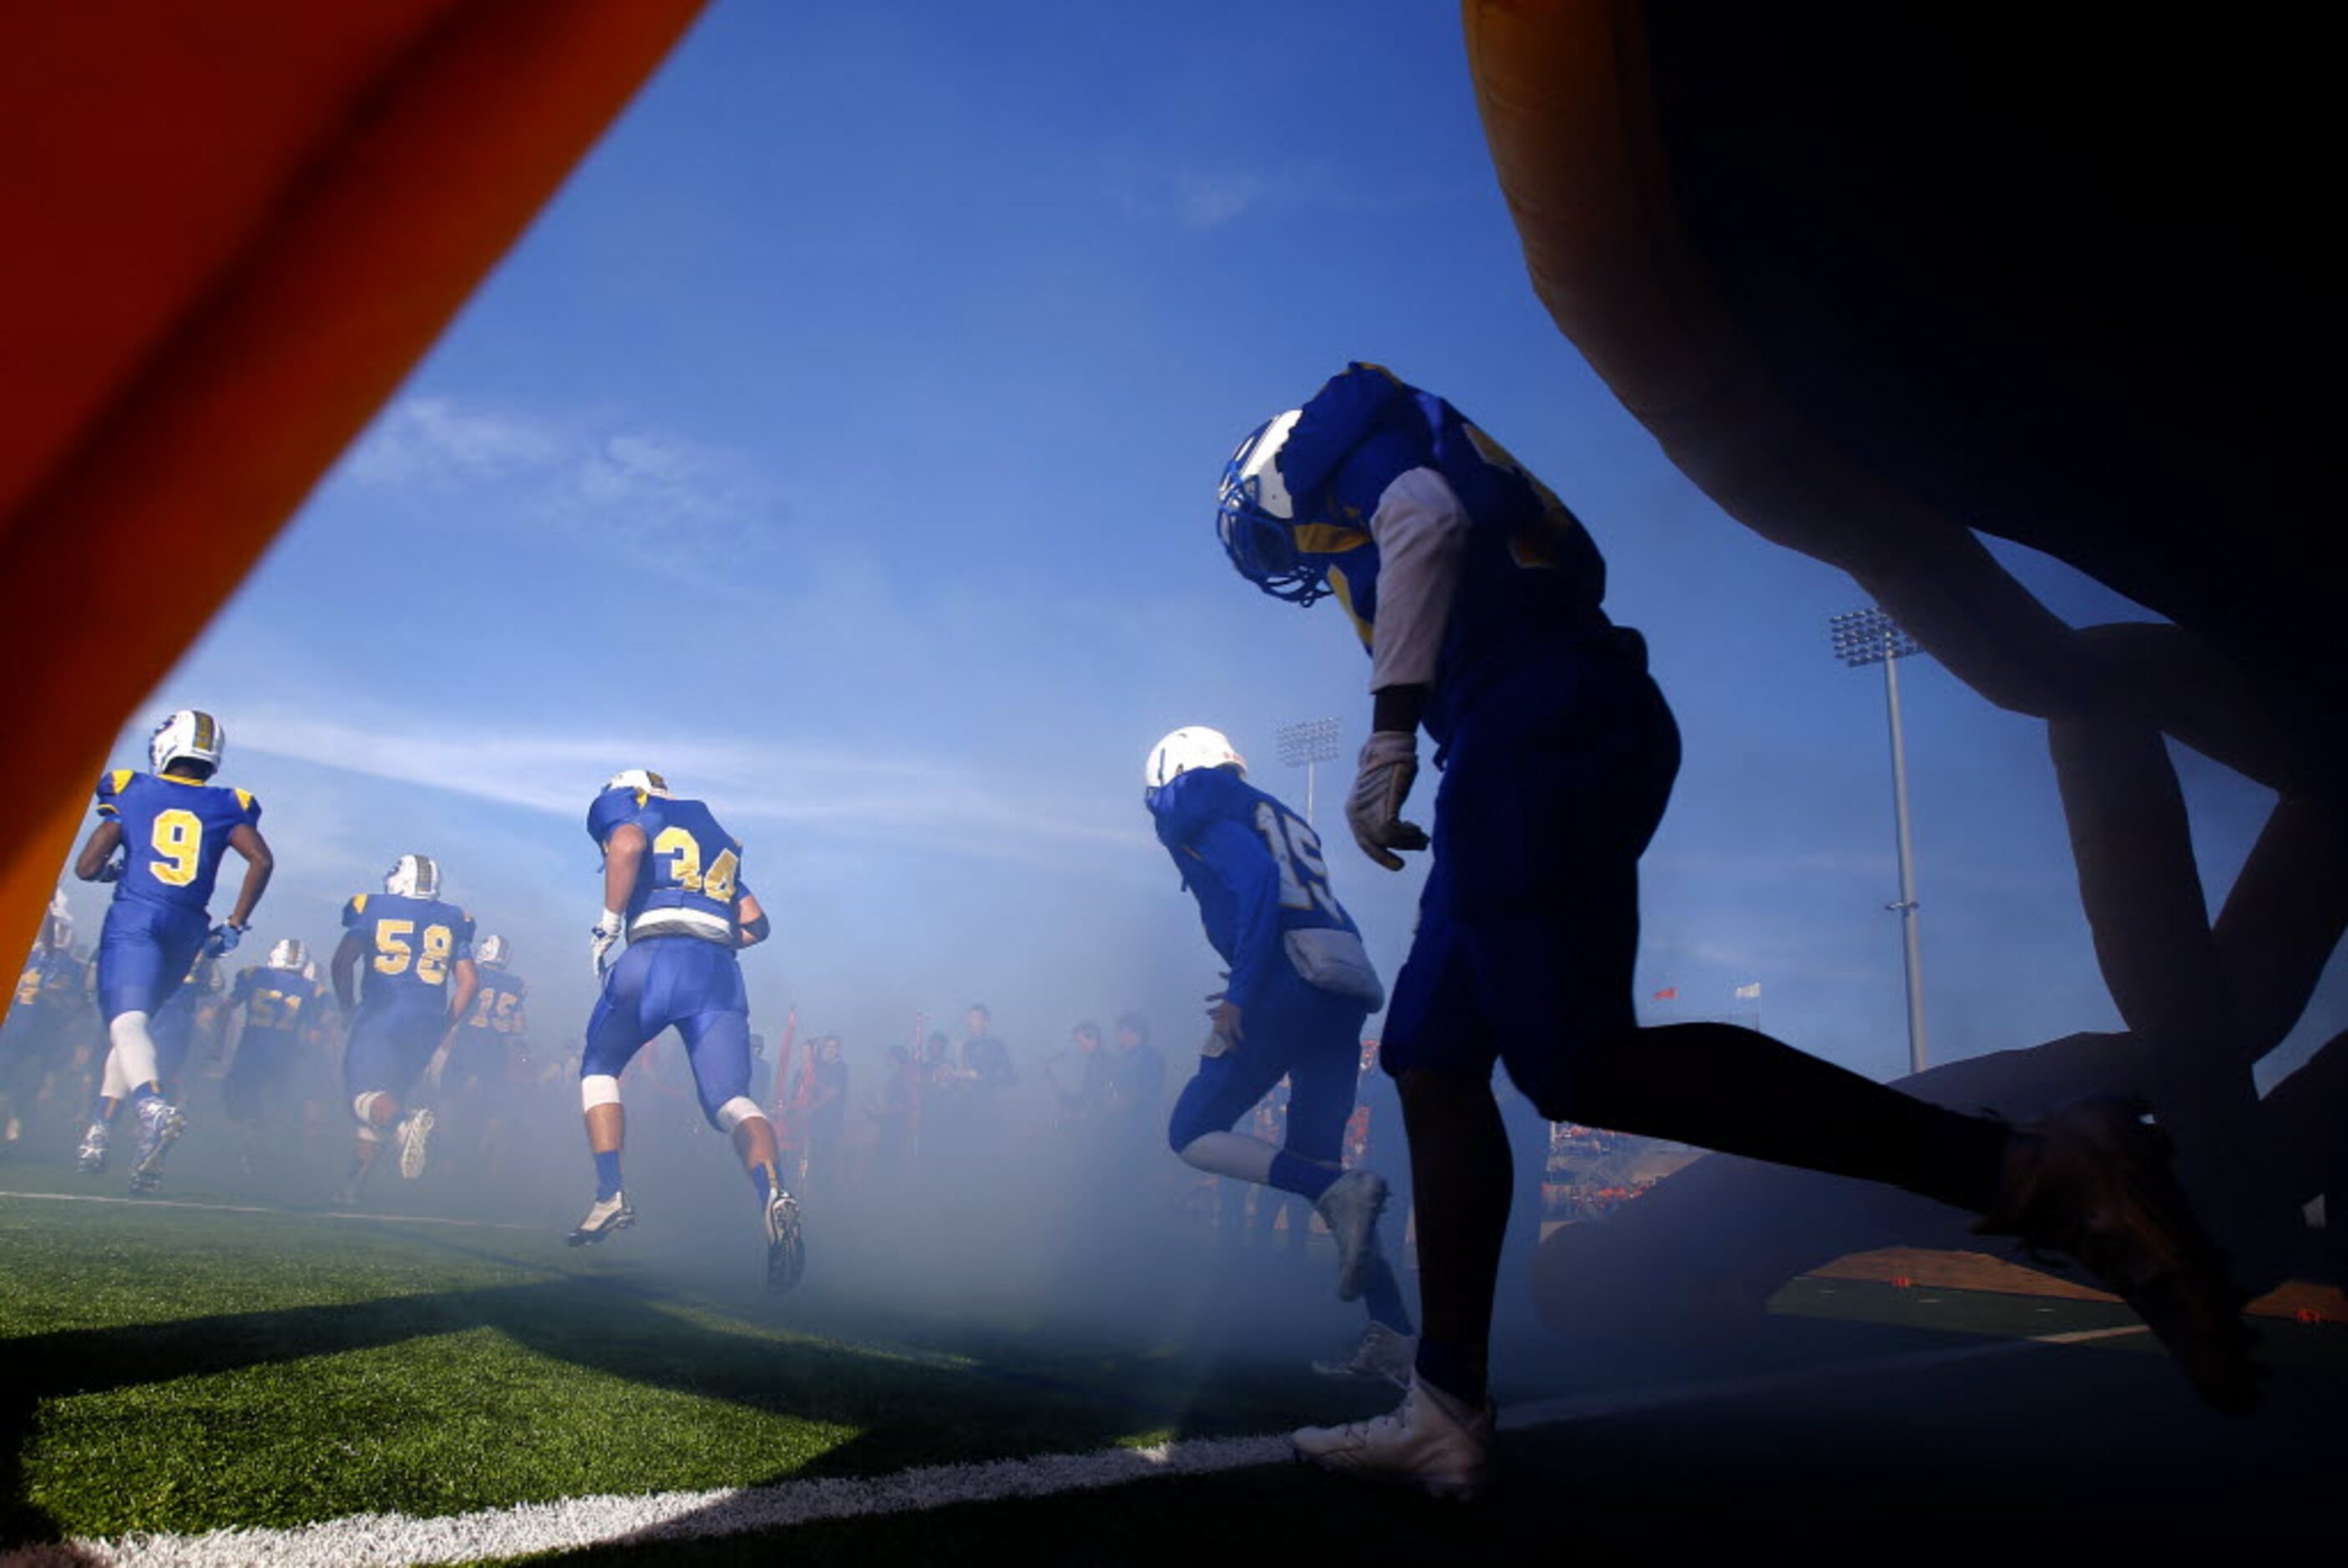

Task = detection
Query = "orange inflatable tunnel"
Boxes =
[1460,2,2340,800]
[1,0,704,966]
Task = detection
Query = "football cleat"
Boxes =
[1143,727,1248,790]
[1974,1095,2260,1415]
[383,854,441,901]
[567,1191,635,1247]
[75,1121,109,1173]
[397,1109,434,1179]
[129,1098,185,1191]
[149,709,226,776]
[764,1190,806,1292]
[1312,1322,1418,1390]
[1293,1373,1492,1500]
[1313,1168,1390,1302]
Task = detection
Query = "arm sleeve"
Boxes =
[1365,467,1470,693]
[94,770,129,817]
[1192,815,1287,1011]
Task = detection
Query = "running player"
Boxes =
[331,855,477,1205]
[570,769,802,1289]
[1145,726,1415,1385]
[1214,364,2256,1493]
[70,710,272,1191]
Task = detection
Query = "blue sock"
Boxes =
[1267,1151,1339,1202]
[1363,1261,1414,1336]
[594,1150,624,1201]
[1414,1335,1485,1407]
[748,1161,775,1203]
[129,1084,161,1109]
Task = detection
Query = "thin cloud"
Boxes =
[230,708,1152,865]
[342,396,785,584]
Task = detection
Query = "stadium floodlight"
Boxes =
[1828,608,1930,1075]
[1275,716,1342,829]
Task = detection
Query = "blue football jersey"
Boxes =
[232,964,326,1039]
[1149,767,1361,1011]
[94,770,262,915]
[1270,363,1614,730]
[462,969,529,1036]
[342,892,476,1011]
[620,796,750,944]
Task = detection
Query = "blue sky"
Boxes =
[59,3,2338,1100]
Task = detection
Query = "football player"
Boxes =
[221,938,331,1174]
[573,769,802,1290]
[1217,364,2255,1493]
[1,898,85,1147]
[436,933,529,1178]
[331,855,478,1204]
[1145,726,1415,1385]
[70,709,273,1190]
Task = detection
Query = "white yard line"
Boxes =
[0,1325,2141,1566]
[0,1188,539,1232]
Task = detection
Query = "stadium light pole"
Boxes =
[1276,716,1342,831]
[1829,608,1930,1076]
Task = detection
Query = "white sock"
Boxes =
[107,1012,159,1095]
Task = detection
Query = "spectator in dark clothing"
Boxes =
[1048,1019,1109,1127]
[960,1004,1016,1096]
[806,1034,849,1191]
[1103,1011,1166,1130]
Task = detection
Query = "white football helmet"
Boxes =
[603,769,672,799]
[477,934,509,969]
[149,709,226,776]
[384,853,441,900]
[1145,726,1247,789]
[268,938,308,971]
[301,958,321,982]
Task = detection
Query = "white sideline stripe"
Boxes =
[0,1189,537,1232]
[5,1326,2144,1567]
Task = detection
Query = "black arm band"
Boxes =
[741,912,772,943]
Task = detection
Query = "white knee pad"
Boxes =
[1178,1130,1279,1184]
[108,1012,159,1092]
[581,1075,622,1111]
[357,1123,383,1145]
[715,1096,765,1136]
[352,1090,390,1127]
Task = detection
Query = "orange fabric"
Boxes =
[1460,0,2089,725]
[1,0,703,973]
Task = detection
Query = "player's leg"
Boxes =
[570,946,655,1243]
[1498,656,2250,1411]
[102,908,205,1193]
[676,956,801,1290]
[339,1007,415,1203]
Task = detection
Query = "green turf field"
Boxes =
[3,1164,2340,1560]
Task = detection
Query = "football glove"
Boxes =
[1346,730,1430,871]
[590,910,625,979]
[92,854,124,883]
[205,923,243,957]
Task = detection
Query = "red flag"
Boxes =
[1652,987,1678,1000]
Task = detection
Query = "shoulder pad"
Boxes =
[234,788,258,819]
[346,894,368,922]
[95,768,134,812]
[586,787,644,846]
